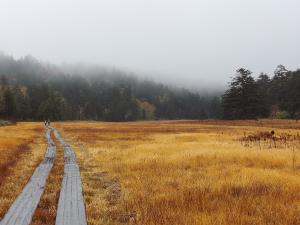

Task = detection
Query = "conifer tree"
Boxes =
[222,68,261,119]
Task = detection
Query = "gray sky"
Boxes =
[0,0,299,89]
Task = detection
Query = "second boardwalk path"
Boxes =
[54,129,87,225]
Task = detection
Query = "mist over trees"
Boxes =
[1,53,299,122]
[222,65,300,120]
[0,53,221,121]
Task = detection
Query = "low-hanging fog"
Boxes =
[0,0,299,90]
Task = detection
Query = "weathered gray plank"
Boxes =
[0,129,56,225]
[54,130,87,225]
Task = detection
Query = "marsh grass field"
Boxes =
[0,120,300,225]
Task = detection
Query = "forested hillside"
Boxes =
[0,53,221,121]
[222,66,300,120]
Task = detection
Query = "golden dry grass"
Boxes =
[55,120,300,225]
[1,120,299,225]
[0,123,46,220]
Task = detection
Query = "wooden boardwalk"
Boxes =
[54,130,87,225]
[0,129,56,225]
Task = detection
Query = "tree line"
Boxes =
[1,53,299,121]
[0,54,221,121]
[222,65,300,120]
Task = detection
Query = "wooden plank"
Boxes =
[54,130,87,225]
[0,129,56,225]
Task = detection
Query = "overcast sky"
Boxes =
[0,0,299,89]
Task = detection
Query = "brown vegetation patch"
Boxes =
[240,131,300,148]
[0,143,30,186]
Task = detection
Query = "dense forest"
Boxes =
[1,53,299,122]
[0,53,221,121]
[222,66,300,120]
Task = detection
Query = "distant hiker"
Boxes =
[44,119,51,127]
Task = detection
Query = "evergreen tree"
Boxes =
[256,73,271,117]
[37,89,69,120]
[222,68,261,119]
[208,96,222,119]
[0,76,6,117]
[1,76,16,119]
[270,65,290,106]
[13,85,32,120]
[278,70,300,118]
